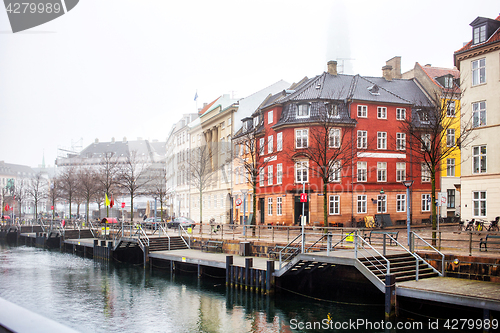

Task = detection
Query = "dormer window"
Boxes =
[326,103,340,118]
[444,76,454,89]
[253,116,259,128]
[368,85,380,95]
[297,104,310,118]
[473,25,486,44]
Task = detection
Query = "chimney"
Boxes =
[327,60,338,76]
[95,138,99,144]
[386,56,402,79]
[123,137,127,142]
[111,137,115,143]
[382,65,393,81]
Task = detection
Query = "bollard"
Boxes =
[245,258,253,291]
[226,256,233,286]
[385,274,396,322]
[266,261,274,295]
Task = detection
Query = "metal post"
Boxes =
[406,185,411,246]
[301,182,305,253]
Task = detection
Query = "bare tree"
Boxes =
[291,105,356,226]
[47,176,61,220]
[117,151,152,223]
[148,165,168,220]
[59,166,78,220]
[26,173,48,222]
[234,117,277,231]
[77,167,99,225]
[187,143,216,227]
[13,178,28,220]
[400,88,473,243]
[97,152,120,217]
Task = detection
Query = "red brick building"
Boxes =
[249,61,438,226]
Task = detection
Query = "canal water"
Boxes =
[0,243,421,332]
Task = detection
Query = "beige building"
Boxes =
[454,15,500,221]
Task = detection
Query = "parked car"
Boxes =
[142,217,163,229]
[167,217,195,229]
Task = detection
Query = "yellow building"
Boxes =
[403,62,461,218]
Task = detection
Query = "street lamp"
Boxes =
[241,189,248,236]
[402,180,414,247]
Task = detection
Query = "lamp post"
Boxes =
[241,189,248,236]
[402,180,414,247]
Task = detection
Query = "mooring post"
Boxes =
[385,274,396,322]
[226,256,233,287]
[266,261,274,295]
[245,258,253,291]
[143,246,149,269]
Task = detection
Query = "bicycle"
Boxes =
[461,219,475,231]
[474,219,485,231]
[486,217,499,232]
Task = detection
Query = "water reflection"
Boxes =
[0,244,386,332]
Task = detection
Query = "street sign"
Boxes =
[51,206,54,210]
[300,193,307,203]
[121,202,126,208]
[235,198,242,206]
[438,192,447,207]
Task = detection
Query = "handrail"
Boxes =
[411,232,445,277]
[278,233,303,269]
[178,225,191,249]
[330,231,356,251]
[134,226,149,247]
[354,234,391,276]
[87,220,97,238]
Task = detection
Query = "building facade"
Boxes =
[251,61,437,226]
[454,15,500,222]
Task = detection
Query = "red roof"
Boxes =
[418,63,460,92]
[198,97,220,115]
[455,15,500,54]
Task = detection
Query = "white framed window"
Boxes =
[277,197,282,216]
[472,58,485,86]
[329,128,341,148]
[297,104,310,118]
[446,129,455,147]
[447,158,455,177]
[268,197,273,216]
[357,162,367,182]
[396,162,406,182]
[473,191,486,217]
[268,165,273,186]
[422,194,431,212]
[396,133,406,150]
[444,77,454,89]
[268,135,273,154]
[221,194,224,208]
[377,107,387,119]
[295,160,309,183]
[277,132,283,151]
[421,163,431,182]
[377,132,387,149]
[446,101,456,117]
[472,145,486,174]
[396,194,406,212]
[472,101,486,128]
[227,117,232,126]
[329,195,340,215]
[295,129,308,148]
[377,162,387,182]
[214,194,217,208]
[421,134,431,151]
[473,25,486,44]
[276,163,283,184]
[208,195,211,209]
[327,103,340,118]
[357,195,367,214]
[259,137,265,155]
[329,160,341,182]
[357,105,367,118]
[396,108,406,120]
[377,195,386,213]
[268,110,273,124]
[259,167,264,187]
[447,189,456,209]
[221,121,225,129]
[253,116,259,128]
[357,130,367,149]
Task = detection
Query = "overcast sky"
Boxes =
[0,0,498,168]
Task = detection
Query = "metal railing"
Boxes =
[353,233,391,277]
[411,232,445,277]
[278,233,303,269]
[177,225,191,249]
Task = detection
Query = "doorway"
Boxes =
[294,195,309,225]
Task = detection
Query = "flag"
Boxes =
[110,194,114,208]
[105,193,110,207]
[194,91,198,101]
